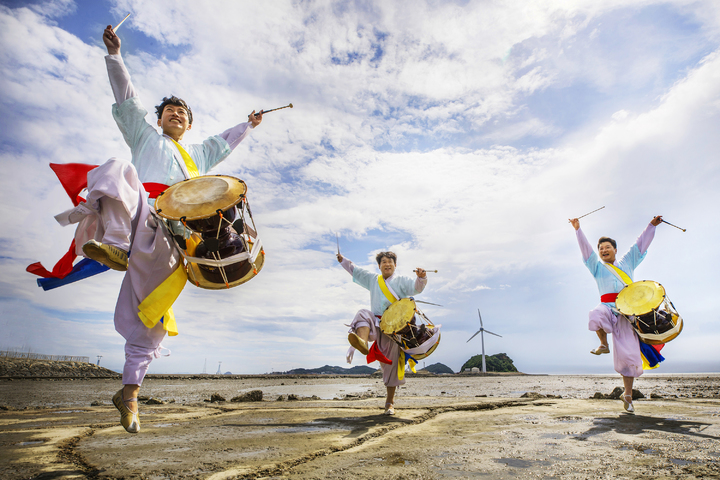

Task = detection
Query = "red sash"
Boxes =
[601,293,618,303]
[26,164,169,279]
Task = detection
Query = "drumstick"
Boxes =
[569,206,605,222]
[336,233,340,255]
[254,103,293,117]
[415,299,443,307]
[113,13,131,31]
[413,269,438,273]
[661,219,686,232]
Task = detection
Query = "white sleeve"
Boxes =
[219,122,253,151]
[340,257,354,275]
[105,55,137,106]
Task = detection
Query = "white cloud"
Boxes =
[1,1,719,375]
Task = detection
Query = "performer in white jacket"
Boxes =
[57,25,262,433]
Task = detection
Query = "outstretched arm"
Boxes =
[103,26,137,106]
[218,110,262,151]
[414,268,427,293]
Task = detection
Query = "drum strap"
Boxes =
[377,275,399,304]
[603,263,632,286]
[169,138,200,179]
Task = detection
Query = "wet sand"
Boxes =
[1,374,719,479]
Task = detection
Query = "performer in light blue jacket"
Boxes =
[337,251,427,415]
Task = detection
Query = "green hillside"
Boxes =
[461,353,518,372]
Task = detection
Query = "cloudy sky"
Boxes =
[1,0,718,376]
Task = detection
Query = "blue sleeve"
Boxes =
[111,96,155,151]
[188,135,232,174]
[584,251,602,277]
[352,266,376,292]
[620,243,647,274]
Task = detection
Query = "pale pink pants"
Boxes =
[589,304,643,378]
[350,309,404,387]
[67,158,175,386]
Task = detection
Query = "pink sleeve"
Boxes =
[576,227,594,261]
[105,55,137,106]
[340,257,354,275]
[636,223,656,254]
[414,276,427,293]
[219,122,253,151]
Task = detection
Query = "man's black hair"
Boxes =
[155,95,193,124]
[598,236,617,249]
[375,251,397,266]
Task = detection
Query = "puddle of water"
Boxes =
[556,416,584,423]
[152,423,179,428]
[495,458,552,468]
[53,410,85,414]
[256,383,374,400]
[670,459,694,465]
[17,440,45,446]
[541,433,567,439]
[429,468,493,478]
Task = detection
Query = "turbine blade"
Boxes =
[478,309,483,327]
[485,330,502,338]
[466,330,482,342]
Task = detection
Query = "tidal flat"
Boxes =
[1,374,718,479]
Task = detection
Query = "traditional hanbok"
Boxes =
[576,223,657,377]
[340,258,426,387]
[51,54,255,385]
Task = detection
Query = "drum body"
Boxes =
[380,298,441,361]
[154,175,264,289]
[615,280,683,345]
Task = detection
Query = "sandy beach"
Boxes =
[1,374,719,479]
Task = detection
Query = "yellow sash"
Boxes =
[137,265,188,336]
[377,275,418,379]
[605,263,632,285]
[170,138,200,178]
[377,275,398,304]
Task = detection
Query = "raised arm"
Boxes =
[336,253,354,275]
[637,216,661,254]
[570,218,594,261]
[103,26,137,106]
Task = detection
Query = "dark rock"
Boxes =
[231,390,263,402]
[650,393,663,399]
[209,394,226,403]
[276,395,285,401]
[90,401,102,406]
[287,394,299,401]
[137,396,150,401]
[475,394,487,397]
[145,398,165,405]
[521,392,545,399]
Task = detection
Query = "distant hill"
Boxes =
[420,362,454,374]
[461,353,518,373]
[283,365,377,375]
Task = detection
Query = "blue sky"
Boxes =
[1,0,719,375]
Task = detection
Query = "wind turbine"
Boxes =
[466,309,502,373]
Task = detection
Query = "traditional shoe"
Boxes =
[622,394,635,414]
[348,333,369,355]
[112,389,140,433]
[590,345,610,355]
[384,403,395,415]
[83,240,128,271]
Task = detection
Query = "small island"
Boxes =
[461,353,518,373]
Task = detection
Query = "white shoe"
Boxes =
[622,394,634,414]
[590,345,610,355]
[384,403,395,415]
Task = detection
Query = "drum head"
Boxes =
[616,280,665,316]
[155,175,247,221]
[380,298,416,335]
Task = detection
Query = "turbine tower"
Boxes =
[216,361,222,375]
[466,309,502,373]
